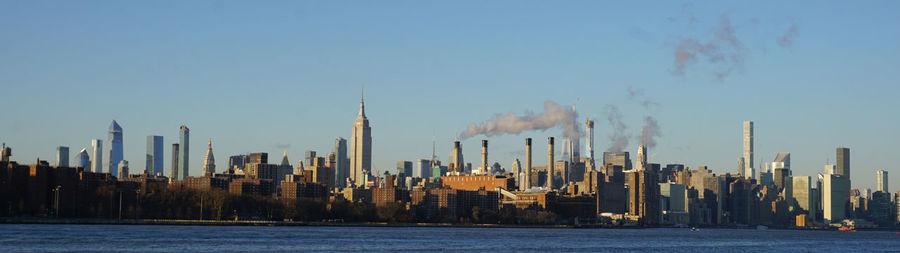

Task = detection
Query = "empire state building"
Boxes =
[350,92,372,186]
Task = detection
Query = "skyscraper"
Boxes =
[876,170,888,192]
[117,160,129,178]
[178,125,190,180]
[334,138,349,188]
[823,173,850,223]
[146,135,164,176]
[636,144,647,171]
[56,146,69,167]
[202,139,215,176]
[836,147,850,178]
[350,92,372,185]
[107,120,123,177]
[305,150,317,168]
[171,143,179,179]
[90,139,103,173]
[0,143,10,163]
[76,148,90,169]
[792,176,812,213]
[396,161,413,176]
[415,159,431,179]
[742,121,754,179]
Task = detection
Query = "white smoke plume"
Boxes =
[460,101,582,140]
[640,116,662,150]
[671,14,746,82]
[604,105,629,152]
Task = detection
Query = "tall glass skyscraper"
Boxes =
[742,121,754,179]
[76,148,90,169]
[90,139,103,173]
[178,125,190,180]
[146,135,164,176]
[334,138,348,188]
[171,143,180,179]
[56,146,69,167]
[107,120,124,177]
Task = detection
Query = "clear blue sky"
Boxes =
[2,1,898,192]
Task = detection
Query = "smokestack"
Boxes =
[586,120,594,162]
[453,141,462,173]
[481,140,488,175]
[548,137,555,190]
[526,138,532,190]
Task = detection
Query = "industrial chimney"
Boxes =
[525,138,532,190]
[586,120,594,162]
[481,140,488,175]
[452,141,462,173]
[548,137,555,190]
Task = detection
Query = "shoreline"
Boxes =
[3,217,897,231]
[0,217,573,229]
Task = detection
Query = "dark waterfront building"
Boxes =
[281,181,329,200]
[182,176,229,191]
[229,179,274,196]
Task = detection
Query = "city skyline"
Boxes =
[1,1,899,192]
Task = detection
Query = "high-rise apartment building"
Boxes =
[56,146,69,167]
[876,170,888,192]
[178,125,190,180]
[146,135,164,176]
[742,121,754,179]
[171,143,180,180]
[90,139,103,173]
[350,93,372,185]
[107,120,124,177]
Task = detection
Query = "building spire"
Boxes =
[358,87,366,118]
[202,138,215,176]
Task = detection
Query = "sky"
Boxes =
[1,1,899,192]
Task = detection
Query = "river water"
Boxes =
[2,224,899,252]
